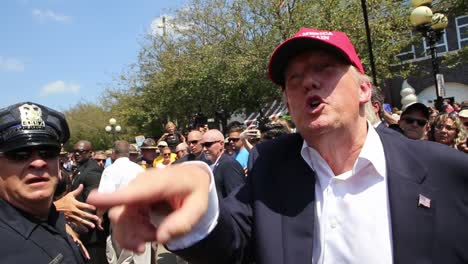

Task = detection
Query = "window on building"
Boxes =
[396,32,416,61]
[423,29,448,56]
[456,15,468,49]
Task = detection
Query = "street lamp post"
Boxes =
[410,0,449,112]
[361,0,378,86]
[105,118,122,142]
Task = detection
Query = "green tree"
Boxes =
[64,102,128,151]
[103,0,446,130]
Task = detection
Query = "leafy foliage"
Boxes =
[96,0,465,138]
[64,102,130,151]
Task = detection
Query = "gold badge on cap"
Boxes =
[19,103,45,129]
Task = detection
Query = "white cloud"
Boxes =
[0,56,25,72]
[150,15,190,37]
[32,9,71,23]
[40,80,80,96]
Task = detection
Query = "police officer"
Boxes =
[0,102,86,263]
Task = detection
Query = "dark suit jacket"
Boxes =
[0,200,86,263]
[376,120,388,131]
[70,158,108,248]
[71,158,103,203]
[172,152,211,165]
[213,153,245,199]
[176,129,468,264]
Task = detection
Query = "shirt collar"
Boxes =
[373,120,382,128]
[356,123,386,178]
[301,123,386,185]
[209,152,224,171]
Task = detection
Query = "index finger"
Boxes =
[87,164,210,209]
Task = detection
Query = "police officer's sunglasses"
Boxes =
[0,147,60,162]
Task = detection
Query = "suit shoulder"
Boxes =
[255,133,302,159]
[219,154,243,169]
[257,133,301,150]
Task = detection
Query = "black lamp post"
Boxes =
[105,118,121,142]
[410,0,449,112]
[361,0,378,86]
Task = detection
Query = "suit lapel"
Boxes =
[71,166,83,189]
[277,135,316,264]
[379,130,435,263]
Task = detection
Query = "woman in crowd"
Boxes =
[156,146,173,168]
[158,121,186,152]
[429,114,467,152]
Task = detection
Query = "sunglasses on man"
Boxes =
[0,147,60,162]
[202,141,221,148]
[402,117,427,127]
[187,140,199,145]
[229,138,240,143]
[73,149,90,155]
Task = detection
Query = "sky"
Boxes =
[1,0,187,111]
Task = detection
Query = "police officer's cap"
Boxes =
[0,102,70,152]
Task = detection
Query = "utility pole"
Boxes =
[158,16,167,37]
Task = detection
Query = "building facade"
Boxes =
[384,14,468,108]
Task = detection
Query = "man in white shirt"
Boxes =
[88,28,468,264]
[97,140,151,264]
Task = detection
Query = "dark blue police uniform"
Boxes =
[0,199,86,263]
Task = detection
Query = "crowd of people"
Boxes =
[368,92,468,152]
[0,26,467,264]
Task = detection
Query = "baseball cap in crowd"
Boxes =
[140,138,158,149]
[401,102,430,120]
[268,28,365,86]
[459,101,468,118]
[158,141,168,147]
[0,102,70,153]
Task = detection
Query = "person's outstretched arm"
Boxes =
[87,162,213,252]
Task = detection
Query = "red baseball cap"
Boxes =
[268,28,365,86]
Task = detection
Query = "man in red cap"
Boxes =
[88,28,468,263]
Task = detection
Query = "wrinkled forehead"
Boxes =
[188,131,203,141]
[75,142,91,150]
[202,132,223,142]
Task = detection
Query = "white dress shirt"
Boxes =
[165,161,219,249]
[98,157,152,264]
[168,126,393,264]
[302,125,393,264]
[98,157,144,193]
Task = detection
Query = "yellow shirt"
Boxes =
[153,153,177,167]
